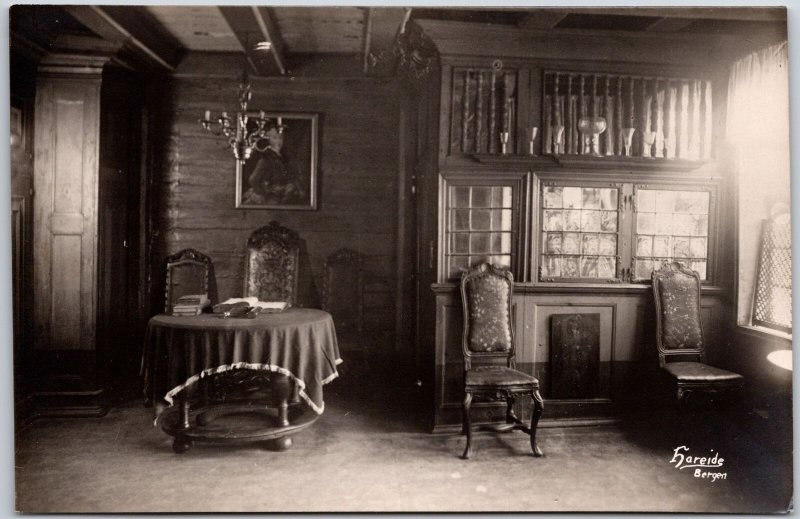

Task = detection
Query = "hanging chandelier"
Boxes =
[199,70,279,163]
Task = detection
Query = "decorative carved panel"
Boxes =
[550,313,601,399]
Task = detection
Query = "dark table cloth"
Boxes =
[142,308,342,414]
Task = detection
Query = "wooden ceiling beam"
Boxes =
[542,7,785,22]
[645,17,695,33]
[518,10,569,30]
[253,7,286,75]
[219,6,286,76]
[64,5,182,70]
[362,8,373,74]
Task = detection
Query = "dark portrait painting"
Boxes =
[236,112,318,210]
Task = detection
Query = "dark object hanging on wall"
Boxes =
[550,313,600,399]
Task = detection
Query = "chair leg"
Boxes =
[530,390,544,457]
[461,392,473,460]
[506,395,516,424]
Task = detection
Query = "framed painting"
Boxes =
[235,112,319,210]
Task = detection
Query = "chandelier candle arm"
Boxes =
[200,71,273,163]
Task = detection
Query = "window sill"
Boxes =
[431,281,724,296]
[737,324,792,343]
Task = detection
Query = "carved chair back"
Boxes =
[651,261,706,367]
[165,248,212,313]
[460,263,516,371]
[244,221,300,305]
[322,248,363,335]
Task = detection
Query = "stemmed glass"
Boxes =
[641,131,656,158]
[578,116,607,156]
[528,127,539,156]
[552,125,565,155]
[500,131,511,155]
[621,128,636,157]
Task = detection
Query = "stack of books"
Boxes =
[172,294,211,316]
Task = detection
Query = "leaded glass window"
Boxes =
[540,185,619,280]
[753,218,792,332]
[446,185,514,278]
[633,187,710,280]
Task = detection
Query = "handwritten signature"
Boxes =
[669,445,728,482]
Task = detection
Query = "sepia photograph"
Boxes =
[6,2,794,514]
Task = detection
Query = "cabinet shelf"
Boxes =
[471,154,557,166]
[553,154,709,172]
[470,152,708,172]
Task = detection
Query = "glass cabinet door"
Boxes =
[445,183,516,279]
[632,186,711,281]
[539,183,621,281]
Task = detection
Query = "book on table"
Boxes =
[212,297,289,317]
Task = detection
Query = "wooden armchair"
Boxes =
[652,261,744,405]
[460,263,544,459]
[165,248,213,313]
[244,221,300,305]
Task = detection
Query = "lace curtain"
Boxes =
[726,41,791,328]
[726,41,789,147]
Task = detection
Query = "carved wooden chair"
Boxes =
[213,221,301,420]
[651,261,744,405]
[460,263,544,460]
[244,221,300,305]
[165,248,213,313]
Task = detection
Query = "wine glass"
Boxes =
[578,116,607,156]
[622,127,636,157]
[528,127,539,156]
[552,125,565,155]
[642,131,656,158]
[500,131,510,155]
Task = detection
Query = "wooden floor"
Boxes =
[13,377,793,513]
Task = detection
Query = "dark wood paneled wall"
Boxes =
[152,72,402,353]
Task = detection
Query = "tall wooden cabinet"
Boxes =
[410,20,738,432]
[25,48,147,417]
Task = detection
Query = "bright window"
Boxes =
[753,217,792,332]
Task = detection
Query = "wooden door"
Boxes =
[97,68,144,399]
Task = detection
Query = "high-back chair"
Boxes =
[165,248,213,313]
[652,261,744,404]
[244,221,300,305]
[460,263,544,459]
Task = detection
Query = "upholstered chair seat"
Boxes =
[663,362,745,384]
[465,366,539,387]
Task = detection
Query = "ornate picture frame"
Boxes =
[235,112,319,210]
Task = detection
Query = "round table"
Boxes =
[142,308,341,453]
